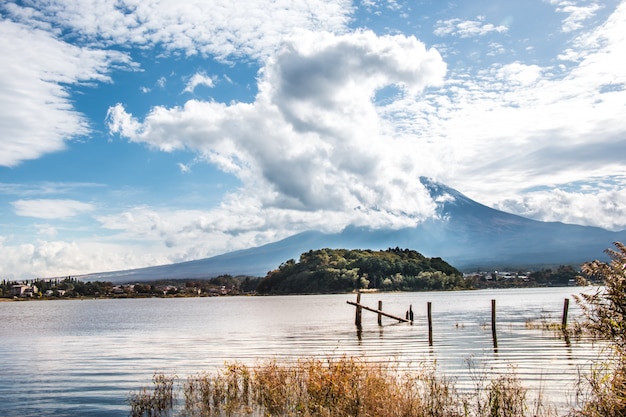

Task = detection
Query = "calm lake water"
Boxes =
[0,287,604,416]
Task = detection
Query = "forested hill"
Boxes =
[256,247,464,294]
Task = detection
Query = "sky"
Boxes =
[1,0,625,280]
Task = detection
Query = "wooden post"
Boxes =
[491,299,498,349]
[427,301,433,346]
[378,300,383,326]
[562,298,570,330]
[355,293,362,327]
[347,299,410,323]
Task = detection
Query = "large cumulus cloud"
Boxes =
[107,30,447,226]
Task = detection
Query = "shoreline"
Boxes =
[0,282,586,303]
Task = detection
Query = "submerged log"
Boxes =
[347,299,411,324]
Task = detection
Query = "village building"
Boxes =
[10,284,38,297]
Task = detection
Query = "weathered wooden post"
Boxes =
[378,300,383,326]
[562,298,570,330]
[355,293,362,327]
[347,296,411,325]
[491,299,498,349]
[427,301,433,346]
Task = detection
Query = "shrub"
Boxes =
[572,241,626,417]
[575,242,626,352]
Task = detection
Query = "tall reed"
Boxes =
[129,373,176,417]
[129,356,557,417]
[571,241,626,416]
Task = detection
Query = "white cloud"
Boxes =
[182,72,216,94]
[496,188,626,231]
[496,62,543,85]
[178,163,191,173]
[562,1,624,64]
[12,199,95,219]
[0,20,132,167]
[434,16,508,38]
[0,0,353,168]
[104,2,626,235]
[553,2,602,32]
[0,237,167,280]
[408,2,626,229]
[107,30,446,228]
[0,181,105,197]
[106,103,143,139]
[93,188,435,268]
[4,0,353,60]
[37,226,58,238]
[103,3,626,237]
[2,195,373,279]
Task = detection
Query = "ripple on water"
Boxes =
[0,288,606,416]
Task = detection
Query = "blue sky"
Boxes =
[1,0,625,280]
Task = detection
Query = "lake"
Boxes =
[0,287,603,416]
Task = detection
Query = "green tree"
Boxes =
[257,248,460,294]
[134,283,152,294]
[58,278,75,292]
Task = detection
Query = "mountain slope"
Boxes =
[416,177,624,267]
[82,178,626,283]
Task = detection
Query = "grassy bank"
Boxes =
[130,356,558,417]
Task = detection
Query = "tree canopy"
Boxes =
[256,247,465,294]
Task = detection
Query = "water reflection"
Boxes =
[0,287,602,416]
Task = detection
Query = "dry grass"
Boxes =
[569,351,626,417]
[524,315,585,340]
[129,356,557,417]
[129,373,176,417]
[568,242,626,417]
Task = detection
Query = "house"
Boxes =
[10,284,38,297]
[10,284,28,297]
[111,286,125,295]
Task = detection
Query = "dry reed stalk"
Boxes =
[130,356,561,417]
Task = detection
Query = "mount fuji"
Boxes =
[82,178,626,283]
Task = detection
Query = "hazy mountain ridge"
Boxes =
[81,178,626,283]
